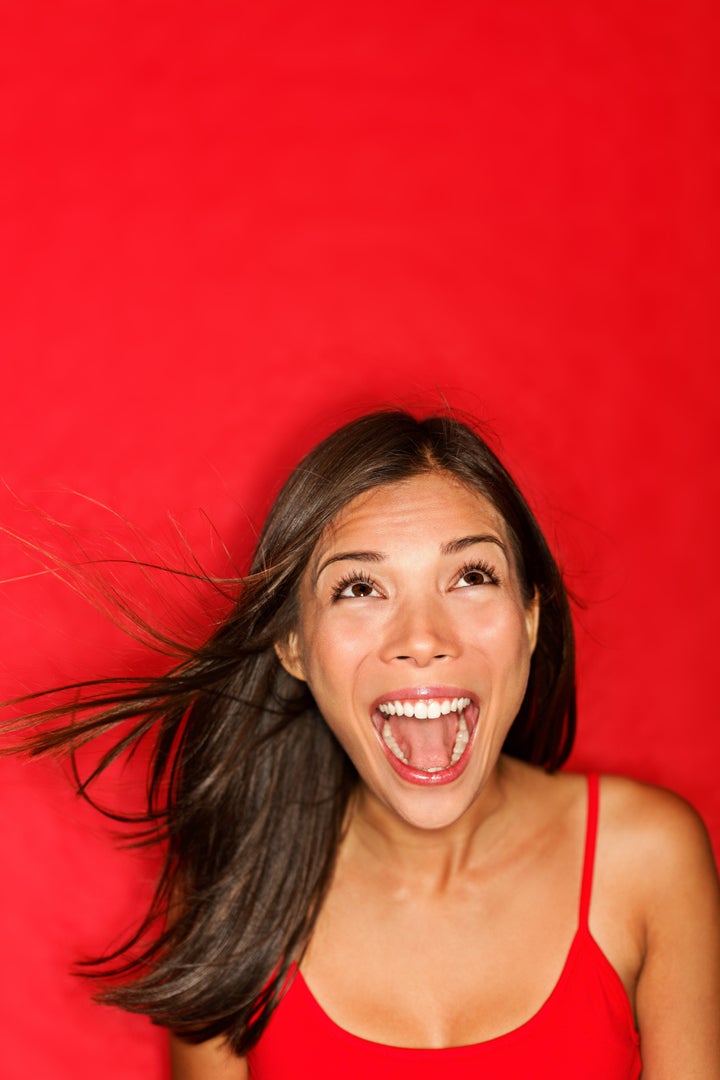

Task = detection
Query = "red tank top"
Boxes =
[248,774,642,1078]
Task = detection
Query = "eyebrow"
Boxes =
[442,534,508,557]
[314,535,507,583]
[314,550,385,583]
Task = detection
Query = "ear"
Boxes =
[274,631,307,682]
[525,589,540,655]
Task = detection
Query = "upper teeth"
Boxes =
[377,697,471,720]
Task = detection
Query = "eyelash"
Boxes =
[330,560,501,601]
[331,570,378,601]
[455,559,501,587]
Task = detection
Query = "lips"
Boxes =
[370,686,479,786]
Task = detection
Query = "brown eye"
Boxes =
[454,562,499,588]
[346,581,374,598]
[459,570,490,586]
[331,573,381,601]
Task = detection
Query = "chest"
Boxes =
[302,853,585,1047]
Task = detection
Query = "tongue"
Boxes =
[389,714,458,770]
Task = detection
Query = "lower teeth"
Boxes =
[381,712,469,772]
[381,720,409,764]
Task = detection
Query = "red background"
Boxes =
[1,3,718,1076]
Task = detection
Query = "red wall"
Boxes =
[1,4,718,1076]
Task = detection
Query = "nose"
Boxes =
[380,595,459,667]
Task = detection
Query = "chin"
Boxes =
[369,769,489,832]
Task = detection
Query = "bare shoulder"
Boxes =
[169,1032,248,1080]
[507,762,718,886]
[597,774,719,894]
[592,777,720,1076]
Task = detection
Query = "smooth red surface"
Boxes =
[1,4,718,1077]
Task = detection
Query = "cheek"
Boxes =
[298,622,357,721]
[298,622,378,757]
[300,609,376,684]
[474,605,534,687]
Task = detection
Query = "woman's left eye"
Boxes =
[454,563,499,588]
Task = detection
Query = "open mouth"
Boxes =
[370,690,479,785]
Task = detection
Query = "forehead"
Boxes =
[314,472,509,555]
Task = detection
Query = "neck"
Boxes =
[344,757,519,890]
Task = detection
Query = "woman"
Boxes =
[8,411,720,1077]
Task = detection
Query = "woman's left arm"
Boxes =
[635,790,720,1078]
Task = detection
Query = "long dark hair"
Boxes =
[2,410,575,1054]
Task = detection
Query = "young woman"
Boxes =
[7,411,720,1078]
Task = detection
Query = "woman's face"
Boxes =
[276,471,539,831]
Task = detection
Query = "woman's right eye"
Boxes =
[331,574,381,600]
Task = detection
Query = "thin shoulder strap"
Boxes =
[579,773,600,927]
